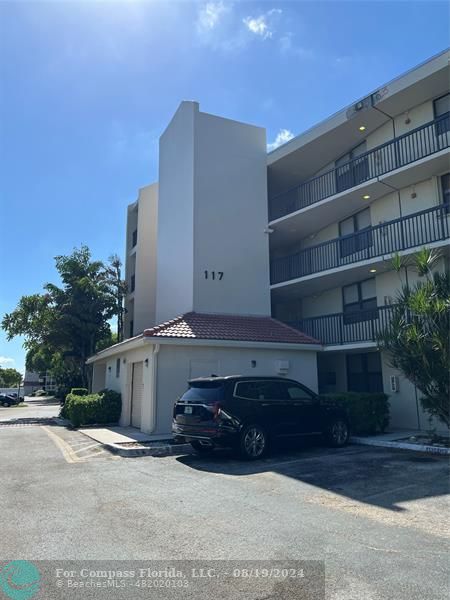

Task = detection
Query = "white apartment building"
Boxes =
[268,50,449,430]
[89,101,320,435]
[89,49,449,434]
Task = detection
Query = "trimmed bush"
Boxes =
[62,389,121,427]
[70,387,88,396]
[320,392,390,435]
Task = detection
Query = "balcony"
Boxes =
[269,113,450,222]
[271,203,449,286]
[130,274,136,293]
[289,305,394,346]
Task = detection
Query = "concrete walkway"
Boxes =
[78,426,170,445]
[77,426,191,457]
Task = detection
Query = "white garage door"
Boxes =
[131,362,143,428]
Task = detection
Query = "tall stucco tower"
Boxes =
[155,101,271,324]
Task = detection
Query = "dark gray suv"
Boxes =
[173,376,349,460]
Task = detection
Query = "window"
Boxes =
[335,141,370,193]
[285,384,315,404]
[343,278,377,324]
[132,229,138,248]
[181,383,224,404]
[441,173,450,213]
[116,358,121,378]
[347,352,383,393]
[130,320,134,338]
[234,380,287,401]
[339,208,372,257]
[434,93,450,135]
[130,274,136,292]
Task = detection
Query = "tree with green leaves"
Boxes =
[105,254,127,343]
[378,249,450,428]
[2,246,123,389]
[0,367,22,388]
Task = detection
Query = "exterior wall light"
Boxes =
[144,358,149,367]
[359,126,366,131]
[108,366,112,372]
[369,268,377,273]
[363,194,370,200]
[251,360,257,368]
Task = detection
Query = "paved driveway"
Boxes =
[0,395,60,422]
[0,424,448,600]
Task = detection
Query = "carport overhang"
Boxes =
[267,49,450,197]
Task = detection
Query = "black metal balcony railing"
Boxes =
[269,112,450,221]
[289,305,394,346]
[271,203,450,285]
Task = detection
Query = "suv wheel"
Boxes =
[327,419,349,447]
[191,441,214,455]
[2,401,11,407]
[239,424,267,460]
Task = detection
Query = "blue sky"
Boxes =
[0,0,448,375]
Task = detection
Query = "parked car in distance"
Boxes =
[173,376,349,460]
[0,394,22,407]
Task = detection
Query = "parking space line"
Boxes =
[41,426,81,463]
[73,442,103,454]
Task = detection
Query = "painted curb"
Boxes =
[54,417,72,427]
[351,436,450,456]
[103,442,193,458]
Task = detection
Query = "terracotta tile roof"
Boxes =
[143,312,319,345]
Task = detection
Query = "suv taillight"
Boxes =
[213,402,222,419]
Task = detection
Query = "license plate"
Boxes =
[184,406,193,414]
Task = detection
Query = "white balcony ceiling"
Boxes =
[268,50,450,197]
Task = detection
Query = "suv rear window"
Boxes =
[181,382,225,404]
[235,380,287,400]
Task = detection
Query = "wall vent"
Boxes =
[276,360,290,375]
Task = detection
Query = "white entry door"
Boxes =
[131,362,143,428]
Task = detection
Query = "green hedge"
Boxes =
[61,389,121,427]
[320,392,390,435]
[70,388,88,396]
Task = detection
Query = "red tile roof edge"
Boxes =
[142,312,320,345]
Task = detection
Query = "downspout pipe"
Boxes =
[148,343,160,434]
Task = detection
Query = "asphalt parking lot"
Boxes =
[0,418,448,600]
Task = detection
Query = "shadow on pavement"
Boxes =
[176,438,449,512]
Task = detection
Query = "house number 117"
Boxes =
[204,271,224,280]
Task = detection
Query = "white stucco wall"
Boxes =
[302,287,343,318]
[154,343,318,436]
[380,352,447,434]
[156,101,270,324]
[156,101,196,323]
[193,110,270,316]
[96,341,318,436]
[134,183,158,333]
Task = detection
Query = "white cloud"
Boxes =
[243,8,281,40]
[267,129,295,151]
[197,1,230,33]
[0,356,15,368]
